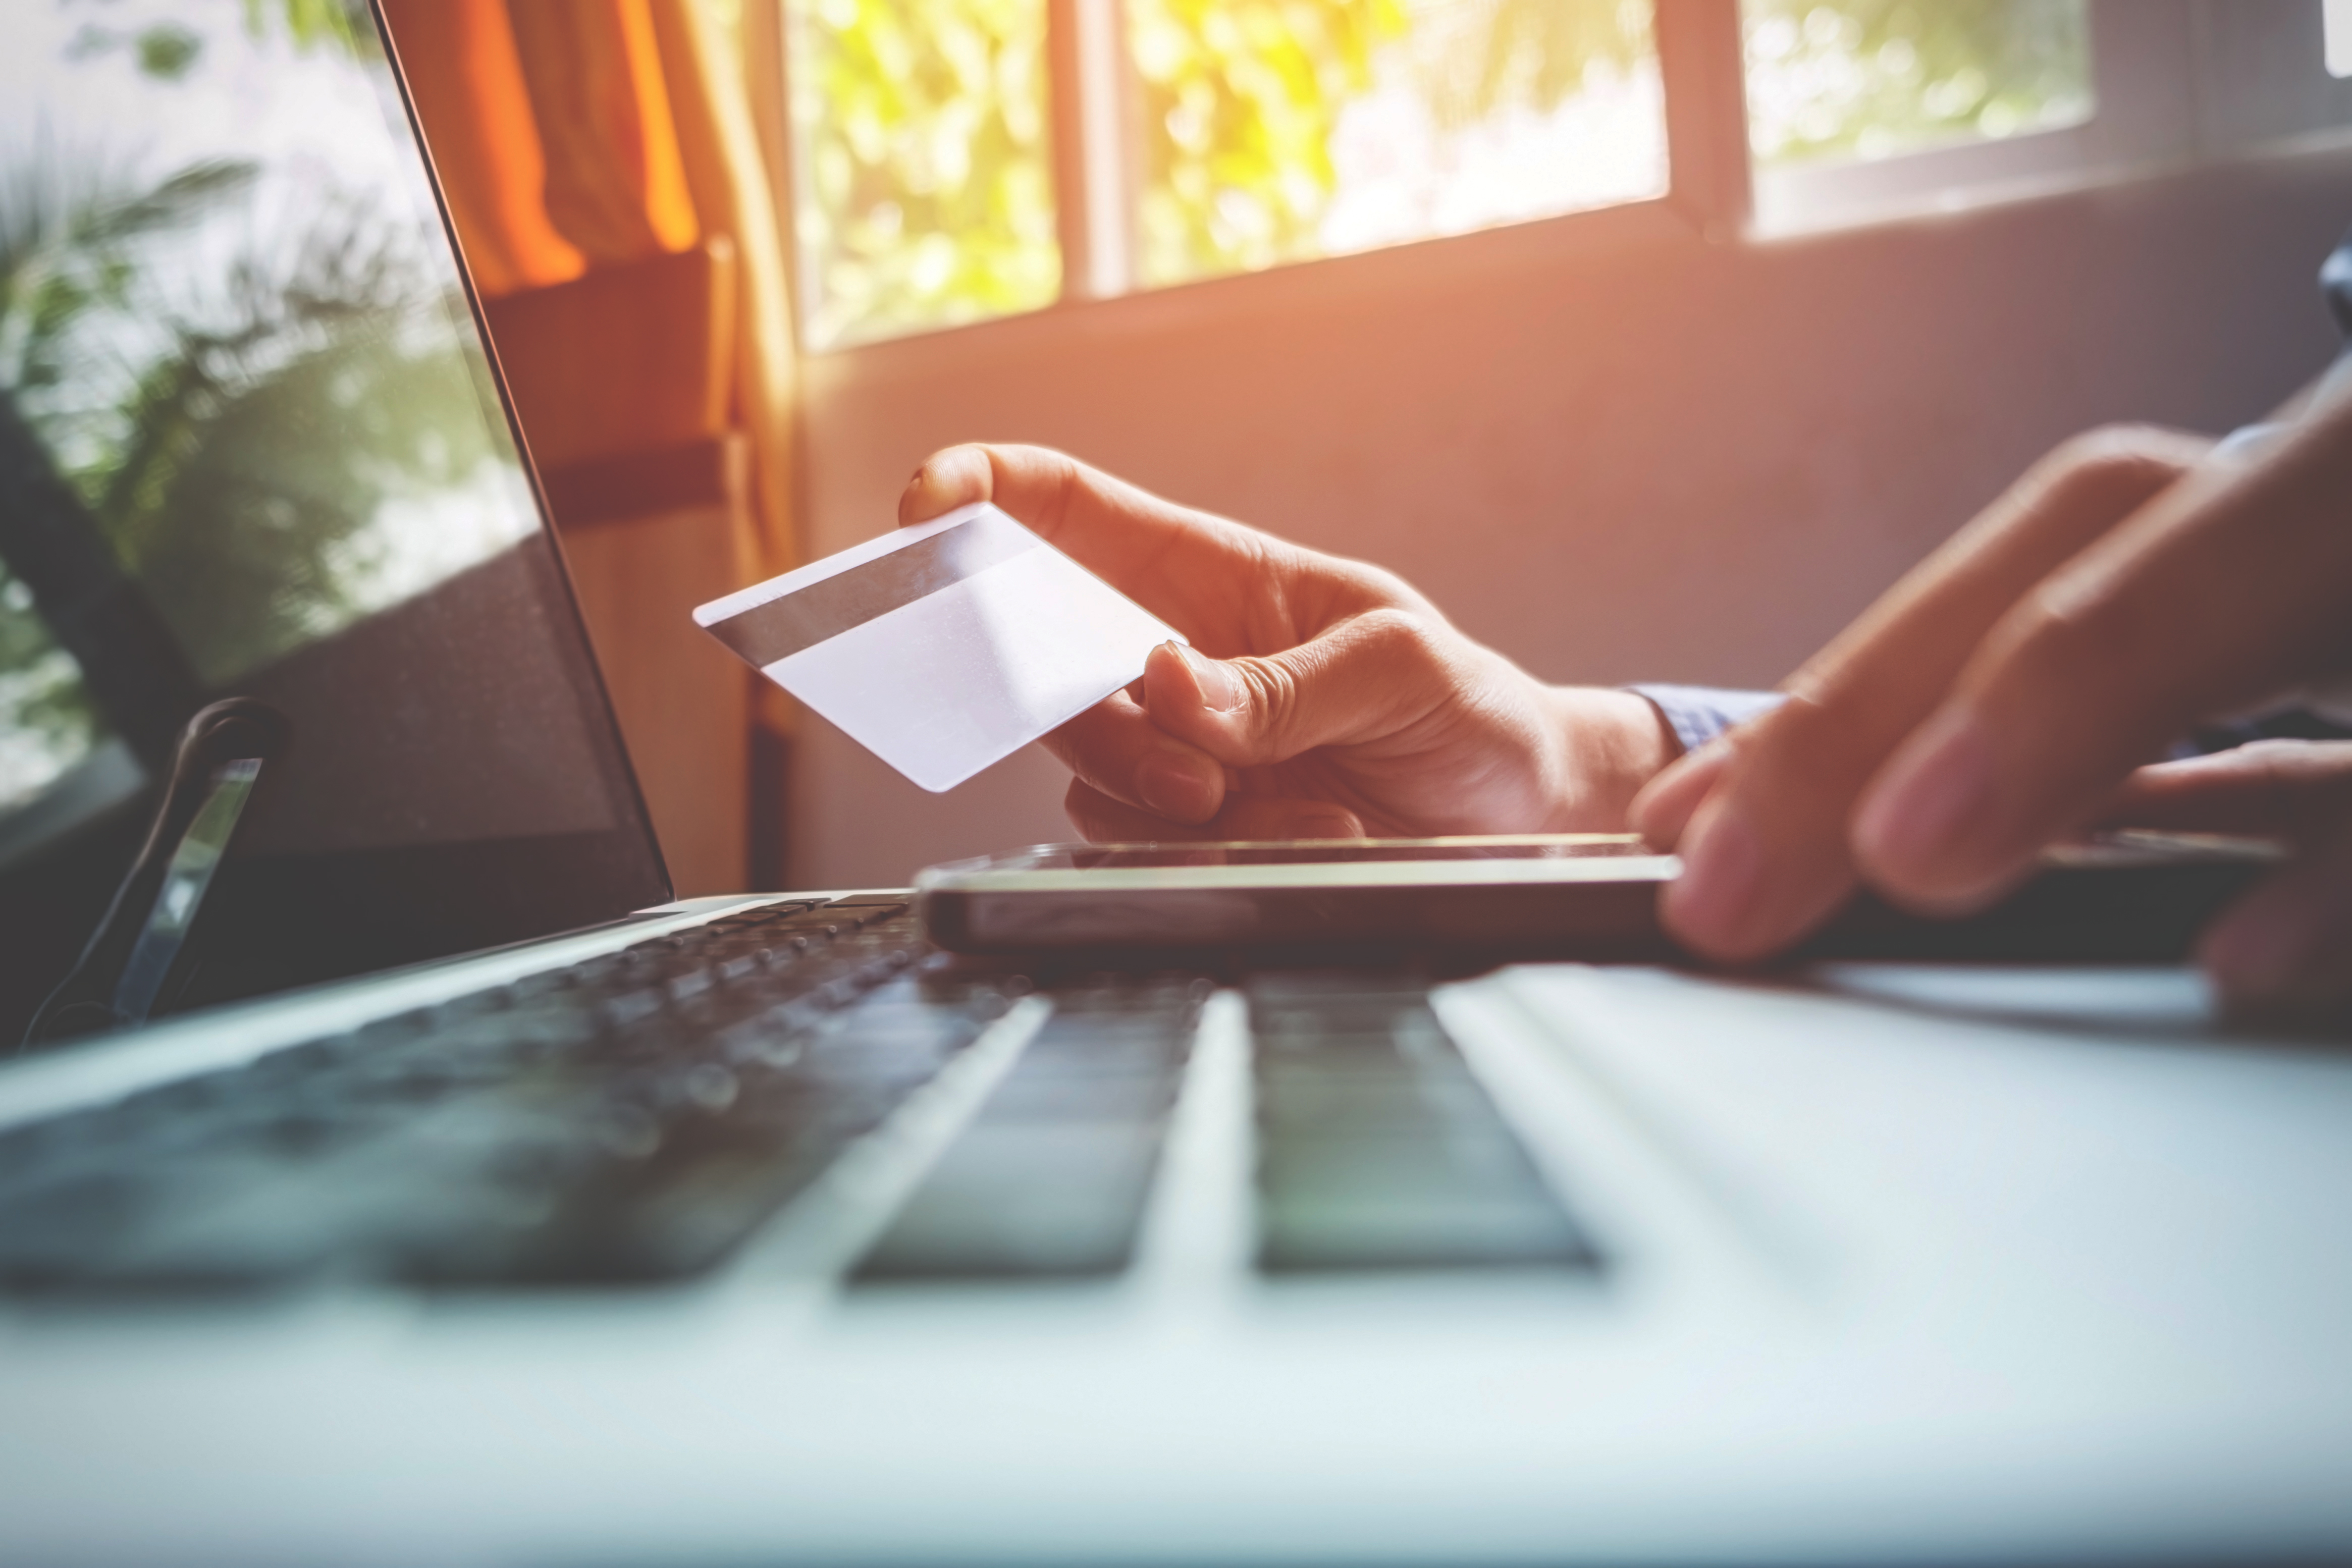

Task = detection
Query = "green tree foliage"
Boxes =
[0,565,91,803]
[789,0,1654,329]
[790,0,1060,346]
[3,1,521,808]
[0,150,255,785]
[1743,0,2090,164]
[240,0,368,55]
[73,201,507,687]
[1436,0,1651,124]
[133,24,206,80]
[787,0,2077,329]
[1129,0,1405,284]
[65,0,366,85]
[1133,0,1649,283]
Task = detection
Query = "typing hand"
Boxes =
[1633,403,2352,1020]
[2093,741,2352,1016]
[900,444,1676,842]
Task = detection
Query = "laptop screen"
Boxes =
[0,1,669,1040]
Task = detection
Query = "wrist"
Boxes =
[1541,686,1683,831]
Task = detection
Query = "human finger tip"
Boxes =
[1658,795,1770,960]
[1148,640,1242,711]
[1143,644,1250,756]
[2199,868,2352,1025]
[1142,639,1191,691]
[2200,899,2303,1003]
[1630,741,1729,847]
[898,445,991,524]
[1851,707,2031,909]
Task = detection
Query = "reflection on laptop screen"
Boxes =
[0,0,667,1039]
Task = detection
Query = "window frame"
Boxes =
[1753,0,2352,231]
[762,0,2352,357]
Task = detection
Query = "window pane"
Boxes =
[1744,0,2091,167]
[788,0,1059,348]
[1133,0,1665,289]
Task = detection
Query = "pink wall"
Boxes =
[785,140,2352,890]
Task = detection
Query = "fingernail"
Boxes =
[1855,708,1995,889]
[1136,751,1218,821]
[1664,799,1763,952]
[1296,808,1363,839]
[1173,642,1244,712]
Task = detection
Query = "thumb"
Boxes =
[898,445,994,525]
[1141,611,1459,768]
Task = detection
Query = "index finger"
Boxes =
[897,443,1285,638]
[1661,424,2208,957]
[1854,390,2352,909]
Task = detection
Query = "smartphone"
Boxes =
[915,831,2282,963]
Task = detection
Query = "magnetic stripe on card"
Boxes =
[702,509,1042,665]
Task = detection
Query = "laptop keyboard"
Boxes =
[0,898,969,1289]
[0,900,1600,1294]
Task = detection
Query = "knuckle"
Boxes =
[1740,690,1888,804]
[1987,591,2115,701]
[1350,606,1446,667]
[1232,655,1301,740]
[1349,562,1423,608]
[2041,424,2197,513]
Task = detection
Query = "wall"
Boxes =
[786,138,2352,891]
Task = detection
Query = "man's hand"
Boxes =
[1631,396,2352,1019]
[900,444,1677,842]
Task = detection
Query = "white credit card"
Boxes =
[693,503,1182,792]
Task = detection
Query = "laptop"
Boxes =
[1,5,2347,1563]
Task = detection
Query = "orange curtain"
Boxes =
[504,0,702,266]
[382,0,800,578]
[379,0,583,296]
[648,0,798,574]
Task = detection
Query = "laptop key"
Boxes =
[1246,978,1601,1277]
[854,1123,1167,1279]
[851,976,1207,1284]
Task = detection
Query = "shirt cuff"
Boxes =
[1625,684,1786,755]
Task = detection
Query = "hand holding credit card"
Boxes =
[694,503,1182,791]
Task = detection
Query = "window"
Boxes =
[777,0,2352,349]
[1743,0,2091,168]
[1131,0,1664,287]
[786,0,1061,347]
[786,0,1668,347]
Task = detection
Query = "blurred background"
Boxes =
[10,0,2352,900]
